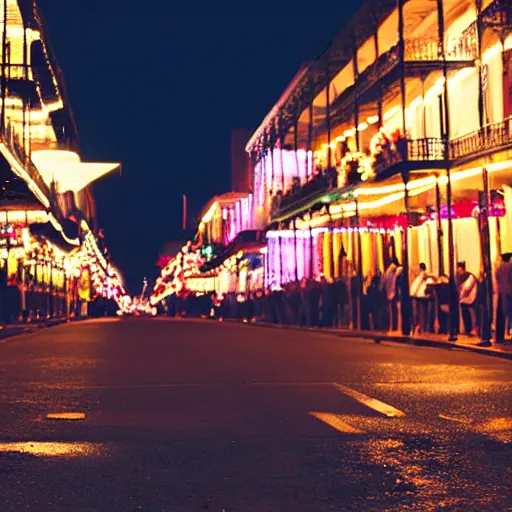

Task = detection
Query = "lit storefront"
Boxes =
[245,0,512,341]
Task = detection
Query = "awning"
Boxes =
[30,219,79,252]
[200,230,266,272]
[31,150,120,193]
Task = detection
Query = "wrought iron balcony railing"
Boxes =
[407,138,447,161]
[1,120,51,204]
[450,117,512,160]
[405,24,478,62]
[269,115,512,217]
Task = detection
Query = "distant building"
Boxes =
[231,129,252,193]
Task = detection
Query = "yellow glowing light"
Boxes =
[46,412,85,421]
[335,135,345,142]
[0,143,50,207]
[201,201,218,224]
[383,105,401,121]
[357,122,368,131]
[0,442,102,457]
[32,150,120,193]
[482,41,503,65]
[344,128,356,137]
[409,96,423,109]
[367,115,379,125]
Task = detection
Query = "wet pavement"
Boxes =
[0,317,510,511]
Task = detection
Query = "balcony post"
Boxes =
[328,206,335,281]
[0,0,7,135]
[326,62,332,168]
[278,119,285,192]
[294,118,300,180]
[293,217,299,283]
[435,175,445,276]
[445,166,458,342]
[475,0,485,128]
[438,0,458,341]
[307,101,313,179]
[270,125,276,196]
[308,210,314,279]
[400,169,412,336]
[398,0,407,142]
[278,224,284,285]
[355,197,363,330]
[352,34,360,151]
[478,166,493,346]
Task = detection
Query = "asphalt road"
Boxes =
[0,317,510,512]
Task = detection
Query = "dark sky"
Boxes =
[37,1,361,293]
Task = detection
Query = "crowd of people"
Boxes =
[161,253,512,344]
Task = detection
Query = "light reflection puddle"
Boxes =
[45,412,86,421]
[0,442,104,457]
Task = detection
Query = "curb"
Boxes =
[0,318,75,343]
[223,319,512,361]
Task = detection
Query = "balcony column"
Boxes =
[270,125,276,196]
[328,206,335,282]
[400,170,412,336]
[307,101,313,179]
[475,0,485,128]
[420,73,428,138]
[445,168,458,341]
[438,0,458,341]
[326,62,332,168]
[398,0,407,141]
[478,166,493,346]
[278,119,286,192]
[293,217,299,283]
[435,175,445,276]
[352,35,360,151]
[278,224,284,285]
[0,0,7,134]
[308,210,314,279]
[354,197,363,330]
[294,118,300,180]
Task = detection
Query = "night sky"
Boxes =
[37,2,361,293]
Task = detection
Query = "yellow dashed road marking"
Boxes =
[309,412,365,434]
[333,383,406,418]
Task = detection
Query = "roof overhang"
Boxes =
[245,64,311,153]
[31,150,120,193]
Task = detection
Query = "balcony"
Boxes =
[271,170,338,221]
[269,136,449,221]
[372,136,448,176]
[450,118,512,161]
[0,120,51,207]
[405,24,478,63]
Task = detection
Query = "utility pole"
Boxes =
[182,194,187,231]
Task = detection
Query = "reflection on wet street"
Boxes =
[0,318,510,511]
[0,441,106,457]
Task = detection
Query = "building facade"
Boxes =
[244,0,512,341]
[0,0,126,323]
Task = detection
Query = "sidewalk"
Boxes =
[237,320,512,361]
[0,318,69,341]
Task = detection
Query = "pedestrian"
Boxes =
[410,262,430,334]
[494,252,512,343]
[456,261,478,335]
[380,257,402,332]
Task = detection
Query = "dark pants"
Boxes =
[413,298,431,333]
[388,297,398,331]
[461,303,476,335]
